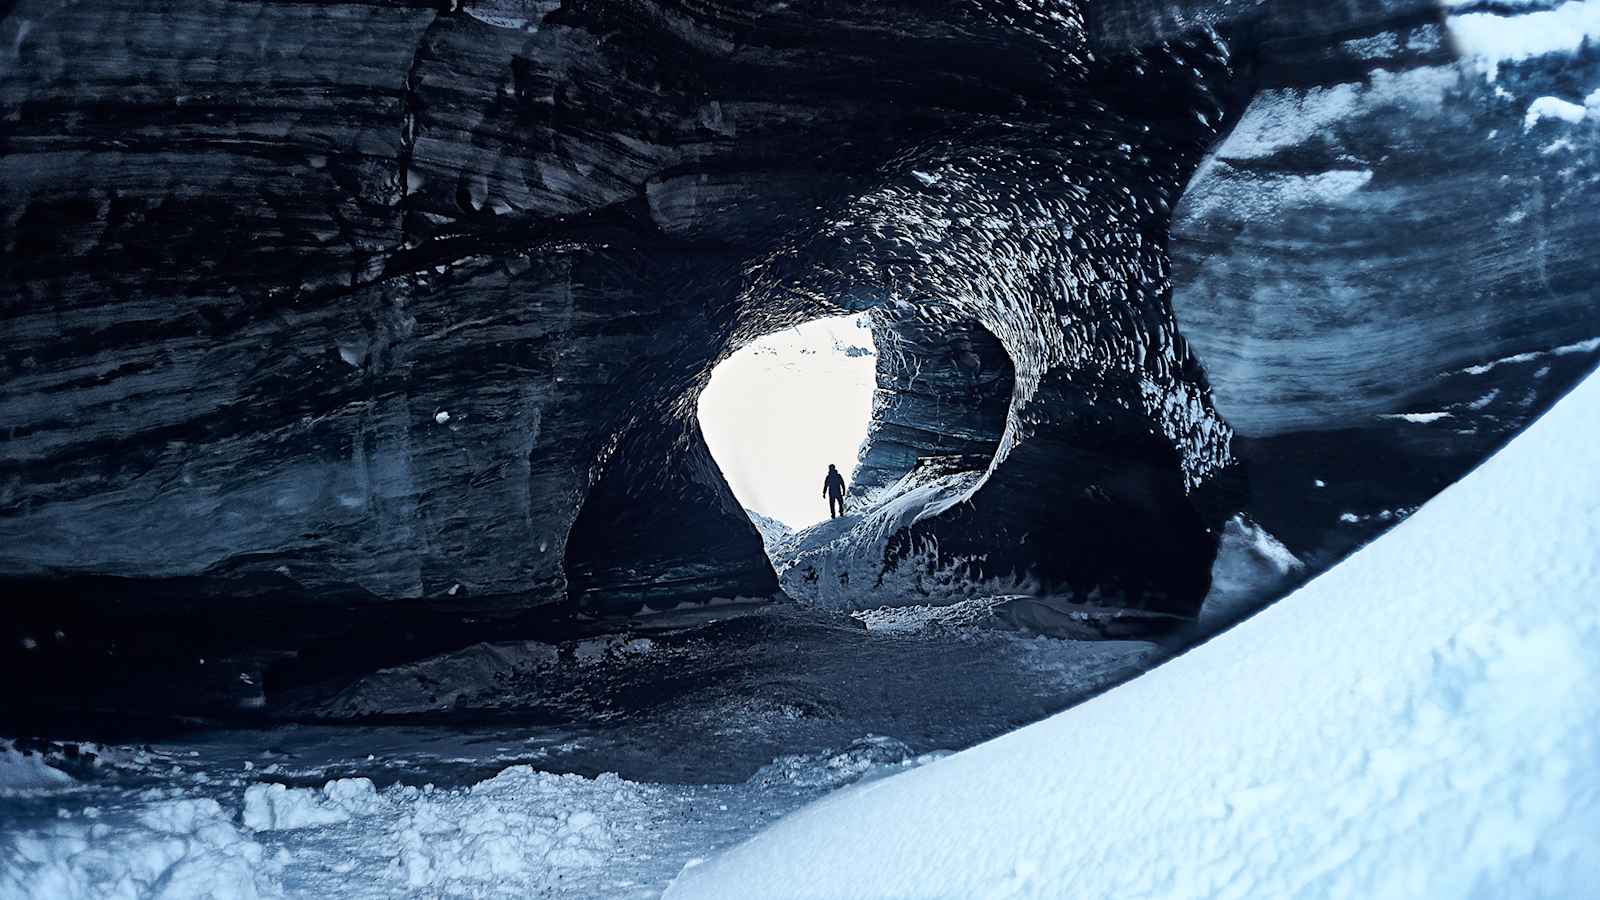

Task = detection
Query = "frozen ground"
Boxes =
[0,611,1158,899]
[0,732,958,900]
[666,370,1600,897]
[0,733,945,900]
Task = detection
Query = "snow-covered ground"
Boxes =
[0,735,944,900]
[0,607,1158,899]
[666,369,1600,898]
[768,466,1018,609]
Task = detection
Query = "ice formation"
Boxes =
[667,370,1600,899]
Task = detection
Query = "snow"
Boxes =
[1379,410,1452,423]
[770,467,1017,609]
[1460,335,1600,375]
[383,767,642,895]
[742,508,793,553]
[1194,515,1304,631]
[1449,0,1600,81]
[1524,96,1588,129]
[666,368,1600,899]
[0,743,74,796]
[2,798,283,900]
[0,735,978,899]
[241,778,381,832]
[748,736,943,790]
[3,765,656,899]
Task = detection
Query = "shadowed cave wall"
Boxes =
[1,0,1236,615]
[3,0,1599,721]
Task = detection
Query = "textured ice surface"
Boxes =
[667,369,1600,898]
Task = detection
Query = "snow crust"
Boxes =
[667,369,1600,899]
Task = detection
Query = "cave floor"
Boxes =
[1,607,1156,898]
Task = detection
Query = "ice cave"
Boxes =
[696,313,878,534]
[1,0,1597,897]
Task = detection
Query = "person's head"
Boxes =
[828,464,837,473]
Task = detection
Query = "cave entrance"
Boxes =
[697,313,878,539]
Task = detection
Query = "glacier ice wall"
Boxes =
[1,0,1597,720]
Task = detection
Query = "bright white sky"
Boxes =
[698,314,877,529]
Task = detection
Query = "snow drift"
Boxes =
[666,367,1600,898]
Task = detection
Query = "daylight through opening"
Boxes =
[698,313,878,532]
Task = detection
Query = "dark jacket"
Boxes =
[823,471,846,498]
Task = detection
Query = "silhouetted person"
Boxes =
[823,464,847,519]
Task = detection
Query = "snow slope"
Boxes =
[666,368,1600,899]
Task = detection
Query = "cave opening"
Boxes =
[696,312,879,537]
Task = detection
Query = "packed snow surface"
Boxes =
[666,369,1600,898]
